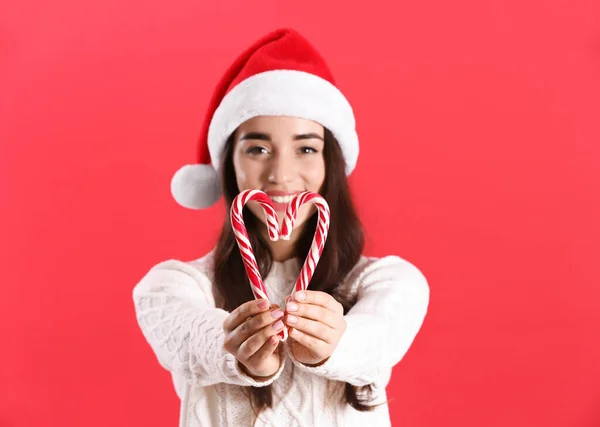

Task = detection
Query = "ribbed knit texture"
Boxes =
[133,251,429,427]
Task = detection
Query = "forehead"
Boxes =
[236,116,324,137]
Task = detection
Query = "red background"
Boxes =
[2,1,599,426]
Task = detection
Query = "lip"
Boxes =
[264,190,302,197]
[271,201,290,211]
[264,191,302,211]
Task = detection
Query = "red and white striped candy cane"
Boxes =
[230,189,331,341]
[230,189,289,340]
[281,192,330,298]
[231,189,279,299]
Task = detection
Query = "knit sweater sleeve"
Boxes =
[286,255,430,386]
[132,257,285,388]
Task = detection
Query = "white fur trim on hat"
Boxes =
[207,70,359,176]
[170,164,222,209]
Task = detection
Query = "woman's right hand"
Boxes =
[223,299,285,379]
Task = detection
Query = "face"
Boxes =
[232,115,326,231]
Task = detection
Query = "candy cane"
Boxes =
[281,192,330,297]
[230,189,330,342]
[230,189,279,301]
[231,189,290,340]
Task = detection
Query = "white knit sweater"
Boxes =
[132,251,429,427]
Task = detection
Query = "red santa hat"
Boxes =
[171,28,359,209]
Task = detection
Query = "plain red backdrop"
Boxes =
[1,0,599,426]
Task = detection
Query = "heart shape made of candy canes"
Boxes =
[230,189,330,341]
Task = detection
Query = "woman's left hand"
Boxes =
[283,290,347,366]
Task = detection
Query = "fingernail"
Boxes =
[286,302,298,312]
[296,292,306,301]
[271,309,284,319]
[257,300,269,310]
[273,320,284,330]
[291,328,300,336]
[286,315,298,324]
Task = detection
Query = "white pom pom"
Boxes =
[170,164,222,209]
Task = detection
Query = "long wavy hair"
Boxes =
[212,126,377,415]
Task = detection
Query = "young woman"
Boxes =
[133,28,430,427]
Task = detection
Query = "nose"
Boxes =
[267,151,296,184]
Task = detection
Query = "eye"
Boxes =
[246,146,268,155]
[299,146,318,154]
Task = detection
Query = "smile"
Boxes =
[270,194,296,204]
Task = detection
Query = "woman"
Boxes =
[133,28,430,427]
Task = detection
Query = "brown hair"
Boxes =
[212,127,377,414]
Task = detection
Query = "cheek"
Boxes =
[233,157,255,190]
[311,161,325,191]
[235,169,247,189]
[304,158,326,190]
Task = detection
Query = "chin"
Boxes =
[248,203,312,232]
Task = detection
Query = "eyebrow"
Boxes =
[239,132,324,141]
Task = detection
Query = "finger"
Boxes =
[286,301,338,329]
[229,307,284,349]
[284,314,336,344]
[293,290,343,314]
[223,299,270,332]
[247,334,280,365]
[289,327,329,356]
[238,319,286,362]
